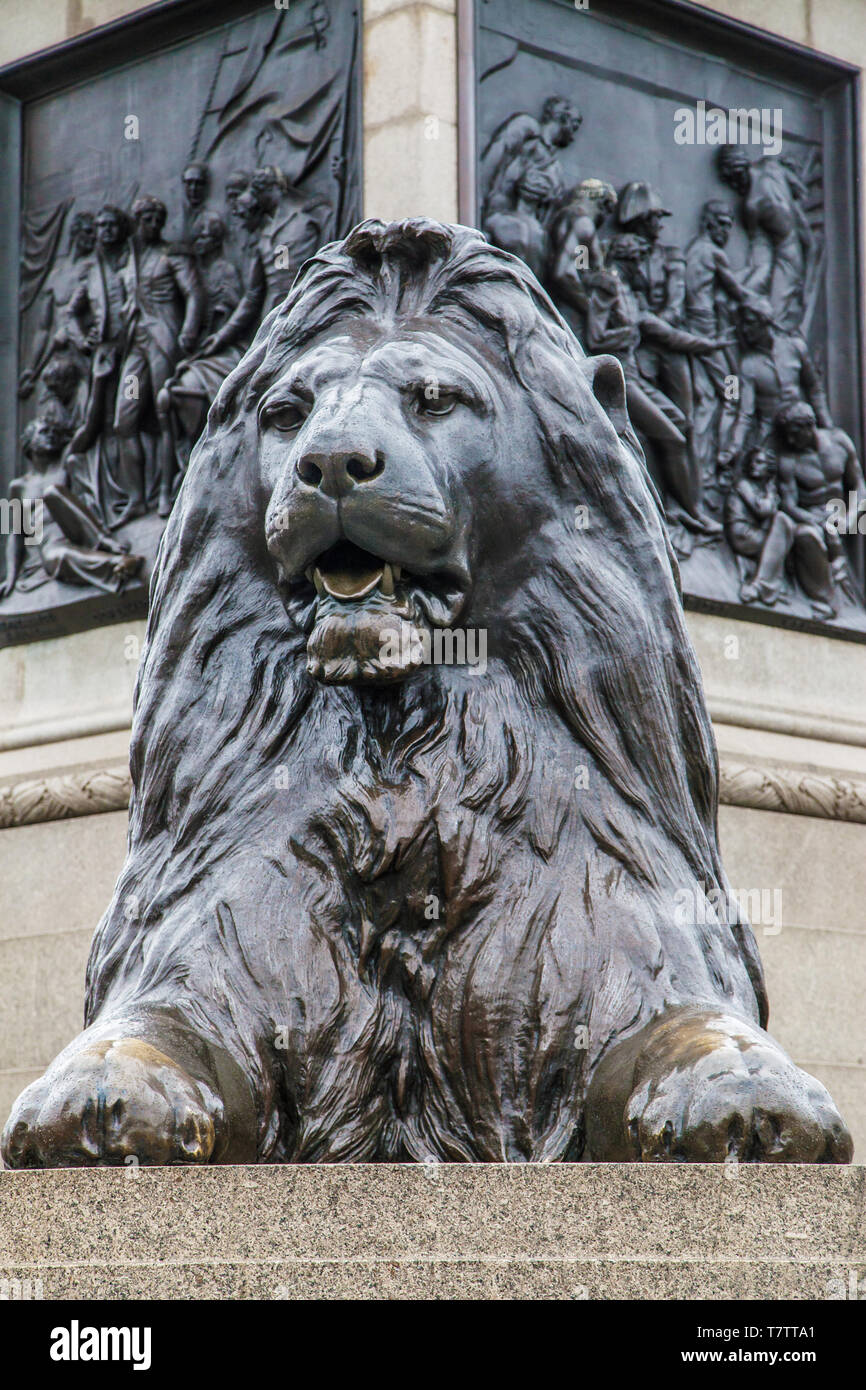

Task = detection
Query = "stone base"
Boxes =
[1,1164,864,1301]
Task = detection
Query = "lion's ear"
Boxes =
[580,354,630,437]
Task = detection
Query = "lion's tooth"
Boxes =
[313,568,325,596]
[392,564,401,580]
[305,568,313,583]
[380,563,395,596]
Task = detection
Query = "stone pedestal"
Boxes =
[1,1164,864,1300]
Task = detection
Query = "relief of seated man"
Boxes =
[0,416,143,601]
[724,446,793,606]
[775,399,865,619]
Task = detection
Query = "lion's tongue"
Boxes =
[316,563,383,600]
[315,560,396,601]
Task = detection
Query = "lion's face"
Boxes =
[261,322,554,683]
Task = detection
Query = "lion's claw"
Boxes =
[1,1038,221,1168]
[623,1022,852,1163]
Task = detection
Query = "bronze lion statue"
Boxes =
[2,220,852,1166]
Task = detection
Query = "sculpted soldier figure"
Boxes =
[223,168,254,270]
[156,212,245,515]
[109,195,205,524]
[685,200,748,483]
[719,297,831,471]
[617,182,700,471]
[481,96,582,223]
[618,181,686,332]
[724,446,793,605]
[717,145,816,332]
[685,201,745,332]
[18,211,97,399]
[775,400,864,617]
[68,205,134,520]
[208,173,284,351]
[547,179,618,336]
[588,234,724,537]
[191,199,269,373]
[235,167,329,313]
[180,161,211,245]
[35,355,91,507]
[483,166,552,281]
[71,205,131,358]
[225,170,252,221]
[0,417,142,601]
[37,352,86,439]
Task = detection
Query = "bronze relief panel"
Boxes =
[0,0,361,645]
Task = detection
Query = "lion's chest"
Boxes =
[303,786,492,979]
[276,787,592,1161]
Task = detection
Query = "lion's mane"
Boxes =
[84,220,767,1161]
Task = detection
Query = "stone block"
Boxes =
[364,4,457,130]
[365,0,454,23]
[759,924,866,1068]
[0,622,142,753]
[0,1164,863,1299]
[686,612,866,748]
[364,116,458,223]
[0,929,90,1073]
[684,0,808,46]
[808,0,866,64]
[719,803,866,933]
[0,811,127,944]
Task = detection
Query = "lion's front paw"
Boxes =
[1,1038,221,1168]
[624,1017,852,1163]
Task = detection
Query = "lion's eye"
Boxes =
[264,402,308,433]
[415,390,458,418]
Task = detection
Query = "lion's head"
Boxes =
[241,218,652,687]
[87,221,767,1112]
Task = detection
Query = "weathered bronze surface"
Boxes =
[1,219,852,1165]
[0,0,361,645]
[475,0,866,637]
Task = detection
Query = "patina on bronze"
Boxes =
[1,220,852,1166]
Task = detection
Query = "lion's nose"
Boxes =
[295,448,385,499]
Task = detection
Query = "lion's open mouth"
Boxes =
[286,539,469,685]
[301,539,466,630]
[306,540,400,602]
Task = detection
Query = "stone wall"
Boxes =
[0,0,864,1161]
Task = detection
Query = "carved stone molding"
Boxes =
[2,757,866,831]
[0,765,131,829]
[718,758,866,825]
[708,696,866,751]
